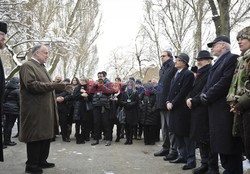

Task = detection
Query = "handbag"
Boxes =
[85,101,93,111]
[117,107,126,124]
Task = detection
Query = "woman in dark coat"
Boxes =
[3,77,19,146]
[72,77,92,144]
[139,83,159,145]
[55,78,72,142]
[121,81,139,145]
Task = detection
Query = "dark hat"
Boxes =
[207,35,230,48]
[175,53,190,65]
[195,50,213,60]
[136,79,142,84]
[237,26,250,40]
[0,22,7,34]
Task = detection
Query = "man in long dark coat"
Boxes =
[201,36,243,174]
[0,21,7,162]
[19,44,70,174]
[154,50,178,160]
[166,53,196,170]
[186,50,219,174]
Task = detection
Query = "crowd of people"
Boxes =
[0,21,250,174]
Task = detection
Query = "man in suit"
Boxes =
[186,50,219,174]
[19,44,71,174]
[0,21,7,162]
[166,53,196,170]
[154,50,178,160]
[201,36,243,174]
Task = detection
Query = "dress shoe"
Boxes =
[91,140,99,145]
[4,141,17,146]
[163,153,178,161]
[124,140,129,145]
[25,165,43,174]
[169,158,187,164]
[3,144,7,149]
[204,169,220,174]
[193,164,208,174]
[115,138,120,142]
[182,163,196,170]
[105,141,111,146]
[154,148,169,157]
[39,162,55,168]
[63,138,70,142]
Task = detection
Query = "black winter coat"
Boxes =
[121,91,139,126]
[139,92,159,126]
[202,51,242,155]
[155,59,176,110]
[72,84,92,121]
[187,64,211,142]
[91,78,112,108]
[3,77,20,115]
[55,90,72,116]
[167,68,195,137]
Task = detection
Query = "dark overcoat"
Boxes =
[0,58,5,161]
[187,64,211,142]
[121,91,139,126]
[155,59,176,110]
[19,59,59,143]
[167,68,194,137]
[202,51,242,154]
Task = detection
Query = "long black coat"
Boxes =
[155,59,176,110]
[167,67,195,137]
[139,92,159,126]
[3,77,20,115]
[187,64,211,142]
[121,91,139,126]
[202,51,241,155]
[0,58,5,161]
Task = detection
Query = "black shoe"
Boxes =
[204,169,220,174]
[193,164,208,174]
[154,148,169,157]
[124,140,129,145]
[91,140,99,145]
[39,162,55,168]
[4,141,17,146]
[115,138,120,142]
[169,158,187,164]
[163,153,178,161]
[63,138,70,142]
[3,144,7,149]
[25,165,43,174]
[182,163,196,170]
[105,141,111,146]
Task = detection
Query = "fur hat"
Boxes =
[237,26,250,40]
[0,22,7,34]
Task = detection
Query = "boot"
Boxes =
[4,132,16,146]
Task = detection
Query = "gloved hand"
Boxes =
[51,83,66,91]
[200,93,209,105]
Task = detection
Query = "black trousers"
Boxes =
[26,139,51,167]
[220,153,243,174]
[3,114,18,143]
[93,107,112,141]
[144,125,156,144]
[125,124,134,143]
[59,113,70,140]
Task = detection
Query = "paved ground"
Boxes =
[1,125,250,174]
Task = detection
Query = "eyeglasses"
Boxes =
[161,55,167,58]
[212,42,224,48]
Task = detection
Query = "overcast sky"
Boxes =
[96,0,144,74]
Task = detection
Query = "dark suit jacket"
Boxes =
[203,51,242,154]
[0,58,5,161]
[167,67,194,137]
